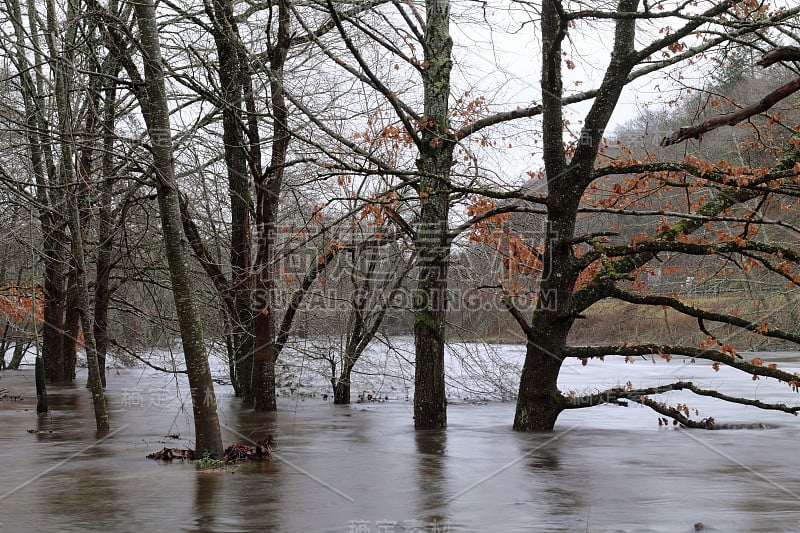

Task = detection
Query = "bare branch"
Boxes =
[661,46,800,146]
[565,344,800,386]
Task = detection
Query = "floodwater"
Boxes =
[2,350,800,532]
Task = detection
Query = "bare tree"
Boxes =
[101,0,224,453]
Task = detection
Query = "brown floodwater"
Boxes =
[1,364,800,532]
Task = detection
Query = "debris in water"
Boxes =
[147,447,195,461]
[147,435,275,463]
[1,388,23,401]
[221,435,274,463]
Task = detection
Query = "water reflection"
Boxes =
[524,436,560,471]
[414,430,449,528]
[35,382,85,442]
[191,470,221,533]
[220,396,282,531]
[514,431,588,529]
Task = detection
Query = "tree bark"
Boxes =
[35,353,48,414]
[514,0,639,431]
[252,0,291,412]
[205,0,256,401]
[413,0,454,430]
[333,377,352,404]
[65,167,110,432]
[90,50,119,389]
[8,342,27,370]
[131,0,224,455]
[44,0,110,430]
[42,0,80,384]
[62,271,80,381]
[7,0,61,390]
[42,243,67,382]
[513,323,568,431]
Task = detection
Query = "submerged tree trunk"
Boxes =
[46,0,109,430]
[92,53,119,389]
[7,0,68,384]
[332,347,358,404]
[94,216,112,389]
[333,377,351,404]
[205,0,255,401]
[513,0,639,431]
[42,240,68,382]
[130,0,223,455]
[513,324,569,431]
[35,354,48,413]
[413,0,454,430]
[252,0,290,412]
[66,174,110,432]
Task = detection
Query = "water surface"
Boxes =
[2,353,800,532]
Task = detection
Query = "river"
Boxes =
[1,345,800,532]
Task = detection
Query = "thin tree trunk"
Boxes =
[92,51,119,389]
[45,0,110,430]
[252,0,291,412]
[130,0,223,455]
[205,0,255,401]
[0,320,9,369]
[7,0,55,397]
[8,342,27,370]
[35,353,47,413]
[62,271,80,381]
[66,173,110,432]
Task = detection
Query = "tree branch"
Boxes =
[606,284,800,346]
[567,380,799,429]
[661,46,800,146]
[503,298,532,337]
[565,343,800,386]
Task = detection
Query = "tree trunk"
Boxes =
[92,52,120,390]
[252,0,290,412]
[0,320,9,370]
[35,354,47,413]
[513,336,567,431]
[252,312,278,411]
[45,0,110,430]
[333,354,358,405]
[62,271,80,381]
[513,0,639,431]
[131,0,224,455]
[66,172,110,432]
[93,244,111,389]
[413,0,454,430]
[42,0,77,385]
[7,0,68,384]
[42,242,67,382]
[333,378,351,404]
[8,342,27,370]
[206,0,256,401]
